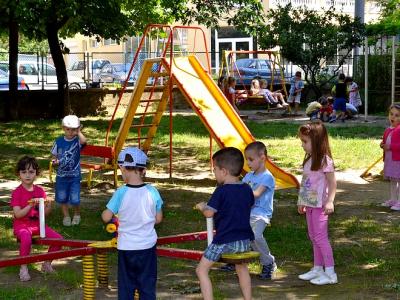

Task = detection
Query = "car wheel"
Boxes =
[69,83,81,89]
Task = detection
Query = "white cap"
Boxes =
[62,115,80,128]
[118,147,147,168]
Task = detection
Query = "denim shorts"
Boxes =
[55,176,81,205]
[203,239,251,262]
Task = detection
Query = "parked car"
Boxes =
[98,63,136,86]
[0,61,86,90]
[0,69,29,90]
[68,59,111,85]
[232,58,289,86]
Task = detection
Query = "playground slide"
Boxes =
[171,56,299,189]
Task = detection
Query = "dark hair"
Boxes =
[212,147,244,177]
[245,141,267,156]
[338,73,346,81]
[16,156,40,175]
[344,76,353,84]
[123,153,146,172]
[295,71,301,77]
[320,99,328,105]
[298,120,333,171]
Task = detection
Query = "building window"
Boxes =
[104,38,117,46]
[90,39,100,48]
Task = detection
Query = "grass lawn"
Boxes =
[0,114,399,299]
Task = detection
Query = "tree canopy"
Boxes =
[0,0,265,117]
[366,0,400,36]
[254,4,366,96]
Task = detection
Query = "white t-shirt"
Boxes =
[106,184,163,250]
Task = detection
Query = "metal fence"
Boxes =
[0,48,396,91]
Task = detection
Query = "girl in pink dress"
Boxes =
[380,103,400,210]
[11,156,63,281]
[297,121,338,285]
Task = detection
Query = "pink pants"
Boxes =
[14,222,63,257]
[306,207,334,268]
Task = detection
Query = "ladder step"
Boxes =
[140,99,162,103]
[144,85,167,92]
[135,112,157,116]
[150,72,169,77]
[126,137,148,142]
[131,124,154,128]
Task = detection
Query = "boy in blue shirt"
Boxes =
[102,147,163,300]
[196,147,254,300]
[285,71,304,115]
[51,115,87,226]
[242,141,277,280]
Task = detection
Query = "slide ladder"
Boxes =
[114,58,171,156]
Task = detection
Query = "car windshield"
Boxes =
[93,61,105,69]
[259,60,271,71]
[113,64,127,72]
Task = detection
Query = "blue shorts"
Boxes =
[203,239,251,262]
[55,176,81,206]
[333,97,346,112]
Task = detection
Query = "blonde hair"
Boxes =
[250,79,260,95]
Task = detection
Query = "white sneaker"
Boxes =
[63,216,71,227]
[298,268,324,281]
[381,200,397,207]
[71,215,81,225]
[310,272,338,285]
[390,202,400,211]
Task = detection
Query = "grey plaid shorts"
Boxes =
[203,239,251,262]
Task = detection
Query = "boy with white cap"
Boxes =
[51,115,87,226]
[102,147,163,300]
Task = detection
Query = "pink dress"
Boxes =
[384,132,400,180]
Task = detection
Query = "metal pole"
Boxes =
[39,198,46,238]
[206,218,213,246]
[391,36,396,104]
[364,37,368,122]
[353,0,365,69]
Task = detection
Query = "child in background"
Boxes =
[243,141,277,279]
[224,77,240,114]
[329,74,347,123]
[345,77,362,111]
[297,121,338,285]
[11,156,63,282]
[380,103,400,210]
[250,78,261,96]
[51,115,87,226]
[284,71,304,115]
[319,98,333,122]
[195,147,254,300]
[102,147,163,299]
[259,79,288,108]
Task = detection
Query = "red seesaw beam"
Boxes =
[0,247,110,268]
[33,238,94,248]
[157,247,203,261]
[157,231,208,245]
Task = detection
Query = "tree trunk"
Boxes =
[7,14,19,121]
[47,23,69,117]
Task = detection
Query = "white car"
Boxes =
[69,59,111,86]
[0,61,86,90]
